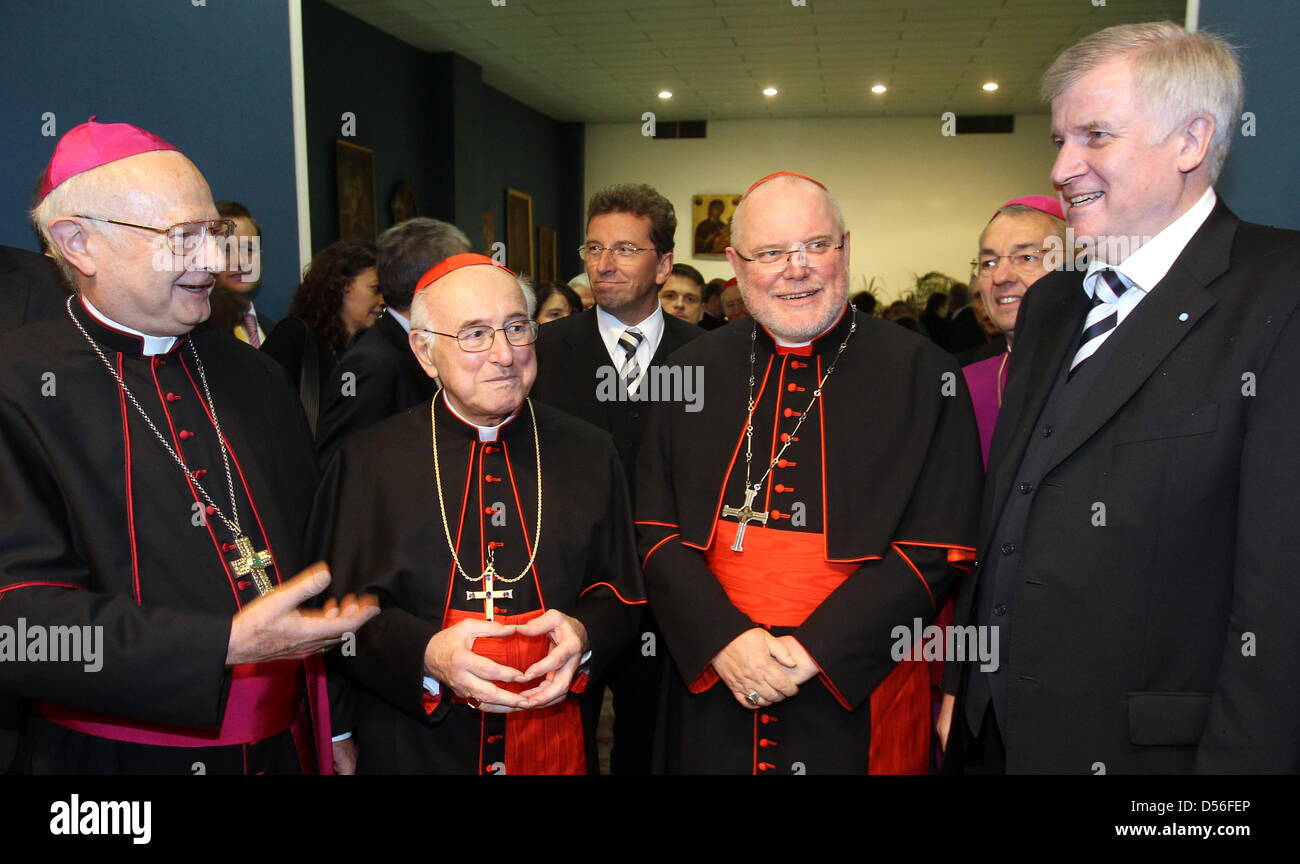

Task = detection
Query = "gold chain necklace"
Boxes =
[430,390,542,620]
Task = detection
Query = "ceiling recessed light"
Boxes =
[762,87,778,97]
[871,84,887,94]
[658,90,672,99]
[982,81,999,92]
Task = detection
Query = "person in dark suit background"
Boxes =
[532,183,702,774]
[943,21,1300,774]
[0,244,69,335]
[314,218,468,463]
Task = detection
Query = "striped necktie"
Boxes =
[242,312,262,349]
[618,327,645,392]
[1068,268,1128,378]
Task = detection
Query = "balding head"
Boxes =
[36,150,223,336]
[725,174,850,342]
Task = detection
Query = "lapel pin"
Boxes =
[1178,312,1189,322]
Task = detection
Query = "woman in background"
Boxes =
[262,240,380,435]
[534,280,583,323]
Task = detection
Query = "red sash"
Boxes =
[706,521,929,774]
[34,656,332,774]
[442,608,585,775]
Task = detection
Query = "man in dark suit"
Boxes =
[0,244,68,335]
[532,184,702,773]
[315,218,468,463]
[944,21,1300,774]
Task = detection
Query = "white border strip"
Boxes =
[288,0,312,276]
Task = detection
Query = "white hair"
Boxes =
[730,175,846,252]
[1041,21,1243,182]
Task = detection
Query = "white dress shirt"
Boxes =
[1082,186,1217,329]
[596,304,665,395]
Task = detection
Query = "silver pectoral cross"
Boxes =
[229,535,276,596]
[466,562,513,621]
[721,486,768,552]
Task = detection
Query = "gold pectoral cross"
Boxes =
[721,486,768,552]
[229,535,276,596]
[467,562,513,622]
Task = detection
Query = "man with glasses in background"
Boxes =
[312,253,643,774]
[532,183,700,774]
[0,118,378,774]
[636,171,981,774]
[961,196,1069,468]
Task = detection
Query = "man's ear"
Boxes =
[409,331,440,380]
[655,251,674,286]
[1176,114,1215,175]
[47,217,96,278]
[724,246,741,276]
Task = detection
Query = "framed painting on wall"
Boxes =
[336,140,376,242]
[389,180,418,226]
[537,226,557,282]
[692,193,741,257]
[506,188,534,279]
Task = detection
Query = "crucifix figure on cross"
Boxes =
[721,485,768,552]
[467,561,514,622]
[229,535,276,596]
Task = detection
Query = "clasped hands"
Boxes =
[423,609,588,713]
[713,628,819,710]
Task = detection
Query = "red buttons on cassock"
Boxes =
[486,735,503,744]
[485,474,502,483]
[488,541,505,550]
[774,484,794,494]
[757,762,776,772]
[179,430,193,440]
[769,510,785,520]
[780,433,800,443]
[791,360,806,369]
[783,408,802,419]
[194,469,208,479]
[205,506,216,516]
[759,738,778,748]
[777,459,796,468]
[760,714,779,724]
[787,383,805,392]
[483,445,499,454]
[236,580,251,591]
[165,392,181,402]
[221,542,237,553]
[483,507,495,515]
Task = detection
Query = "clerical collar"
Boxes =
[77,295,181,357]
[441,392,521,442]
[759,304,850,356]
[386,307,412,333]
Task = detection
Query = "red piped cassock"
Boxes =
[309,394,644,774]
[637,307,982,774]
[0,297,328,774]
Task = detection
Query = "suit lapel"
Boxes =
[1042,205,1235,476]
[985,275,1087,534]
[566,309,614,426]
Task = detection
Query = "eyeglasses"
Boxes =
[412,319,540,353]
[733,237,845,272]
[76,216,237,255]
[972,250,1049,279]
[578,243,656,261]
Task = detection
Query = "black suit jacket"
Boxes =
[0,245,69,335]
[951,200,1300,773]
[530,307,703,486]
[315,311,438,464]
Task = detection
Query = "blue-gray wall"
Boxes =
[0,0,301,319]
[302,0,584,280]
[1201,0,1300,229]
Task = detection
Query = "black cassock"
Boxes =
[637,308,982,774]
[310,393,644,774]
[0,297,322,774]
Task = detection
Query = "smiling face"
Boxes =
[584,211,672,323]
[726,176,848,342]
[977,211,1060,338]
[214,215,261,295]
[1049,55,1210,262]
[51,151,223,337]
[339,266,383,337]
[409,266,536,426]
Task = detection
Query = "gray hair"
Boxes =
[1041,21,1243,182]
[376,218,471,310]
[29,168,110,286]
[980,204,1068,248]
[730,175,846,252]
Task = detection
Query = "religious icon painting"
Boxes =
[506,188,534,279]
[336,140,377,242]
[692,194,741,258]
